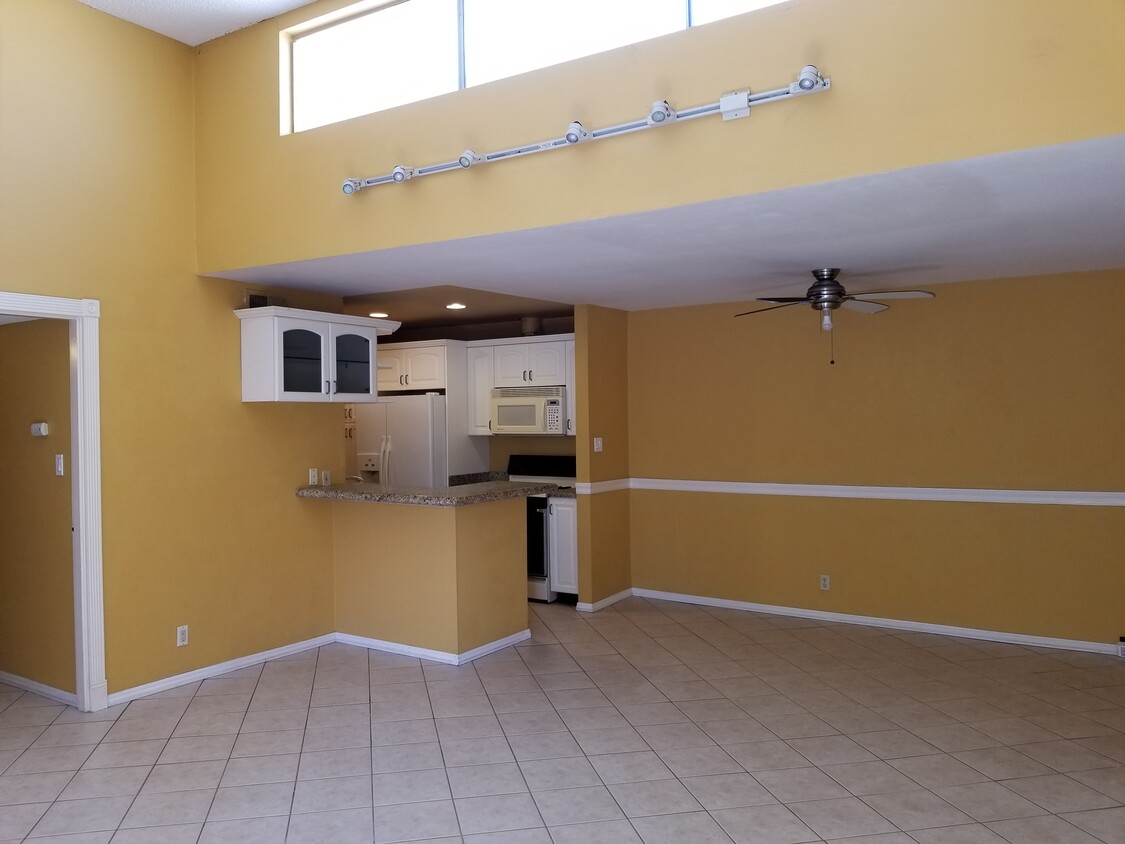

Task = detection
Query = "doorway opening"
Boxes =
[0,292,105,711]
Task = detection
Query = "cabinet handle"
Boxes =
[488,419,492,431]
[523,370,528,382]
[405,374,410,385]
[399,375,404,385]
[333,380,338,394]
[567,418,572,432]
[324,380,330,395]
[529,370,533,381]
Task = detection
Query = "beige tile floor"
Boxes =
[1,596,1124,843]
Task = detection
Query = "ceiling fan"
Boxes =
[735,268,935,331]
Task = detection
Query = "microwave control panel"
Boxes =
[545,399,563,434]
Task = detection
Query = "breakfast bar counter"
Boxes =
[298,481,552,662]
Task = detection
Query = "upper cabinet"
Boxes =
[236,307,399,403]
[377,345,447,392]
[466,335,576,436]
[493,340,567,387]
[466,346,495,436]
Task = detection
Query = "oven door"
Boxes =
[526,496,549,579]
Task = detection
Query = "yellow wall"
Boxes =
[3,0,1122,697]
[627,270,1125,644]
[194,0,1125,274]
[0,319,75,690]
[0,0,344,692]
[575,306,632,604]
[455,499,529,651]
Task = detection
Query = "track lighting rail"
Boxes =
[340,65,829,195]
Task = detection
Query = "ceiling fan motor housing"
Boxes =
[808,268,845,310]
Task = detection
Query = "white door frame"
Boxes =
[0,292,106,711]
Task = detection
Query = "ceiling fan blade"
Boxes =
[734,301,808,317]
[756,297,810,304]
[842,299,889,314]
[849,290,935,301]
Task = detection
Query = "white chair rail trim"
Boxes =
[576,477,1124,506]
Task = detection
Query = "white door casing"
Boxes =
[0,292,105,711]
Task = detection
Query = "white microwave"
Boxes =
[491,386,566,435]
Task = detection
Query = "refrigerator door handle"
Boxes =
[381,435,392,484]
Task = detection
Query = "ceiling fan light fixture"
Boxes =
[820,307,832,331]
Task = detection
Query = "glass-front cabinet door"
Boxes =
[332,327,377,398]
[278,318,329,401]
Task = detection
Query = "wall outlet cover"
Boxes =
[308,468,319,486]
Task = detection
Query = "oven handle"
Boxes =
[540,507,550,580]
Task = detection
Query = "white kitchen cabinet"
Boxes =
[378,345,447,392]
[564,340,576,436]
[235,307,399,403]
[548,497,578,595]
[467,345,494,436]
[493,341,567,387]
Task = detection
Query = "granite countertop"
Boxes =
[297,479,560,507]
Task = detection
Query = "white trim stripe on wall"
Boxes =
[576,477,1125,506]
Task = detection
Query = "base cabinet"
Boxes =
[548,497,578,595]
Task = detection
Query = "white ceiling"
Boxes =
[76,0,316,45]
[212,134,1125,309]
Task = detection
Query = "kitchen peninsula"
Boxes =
[298,480,557,662]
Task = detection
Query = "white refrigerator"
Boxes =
[354,394,449,487]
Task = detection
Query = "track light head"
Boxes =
[341,179,363,195]
[647,100,676,125]
[797,65,821,90]
[458,150,482,168]
[564,121,589,144]
[391,165,414,183]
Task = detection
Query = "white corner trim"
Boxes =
[575,479,630,495]
[631,588,1118,655]
[0,671,79,708]
[336,629,530,666]
[577,589,633,613]
[106,635,335,707]
[626,478,1125,507]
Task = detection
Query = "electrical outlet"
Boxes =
[321,469,331,486]
[593,437,603,453]
[176,625,189,647]
[308,467,318,486]
[819,574,831,591]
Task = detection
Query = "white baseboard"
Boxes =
[631,588,1118,655]
[0,671,79,708]
[336,629,530,665]
[106,634,335,708]
[103,628,532,709]
[577,589,632,613]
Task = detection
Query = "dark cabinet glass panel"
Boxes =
[335,332,372,394]
[283,328,324,393]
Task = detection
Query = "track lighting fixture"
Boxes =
[647,100,676,125]
[796,65,822,91]
[458,150,482,168]
[340,65,831,194]
[564,121,589,144]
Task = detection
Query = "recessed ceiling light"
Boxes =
[368,312,389,318]
[445,303,467,310]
